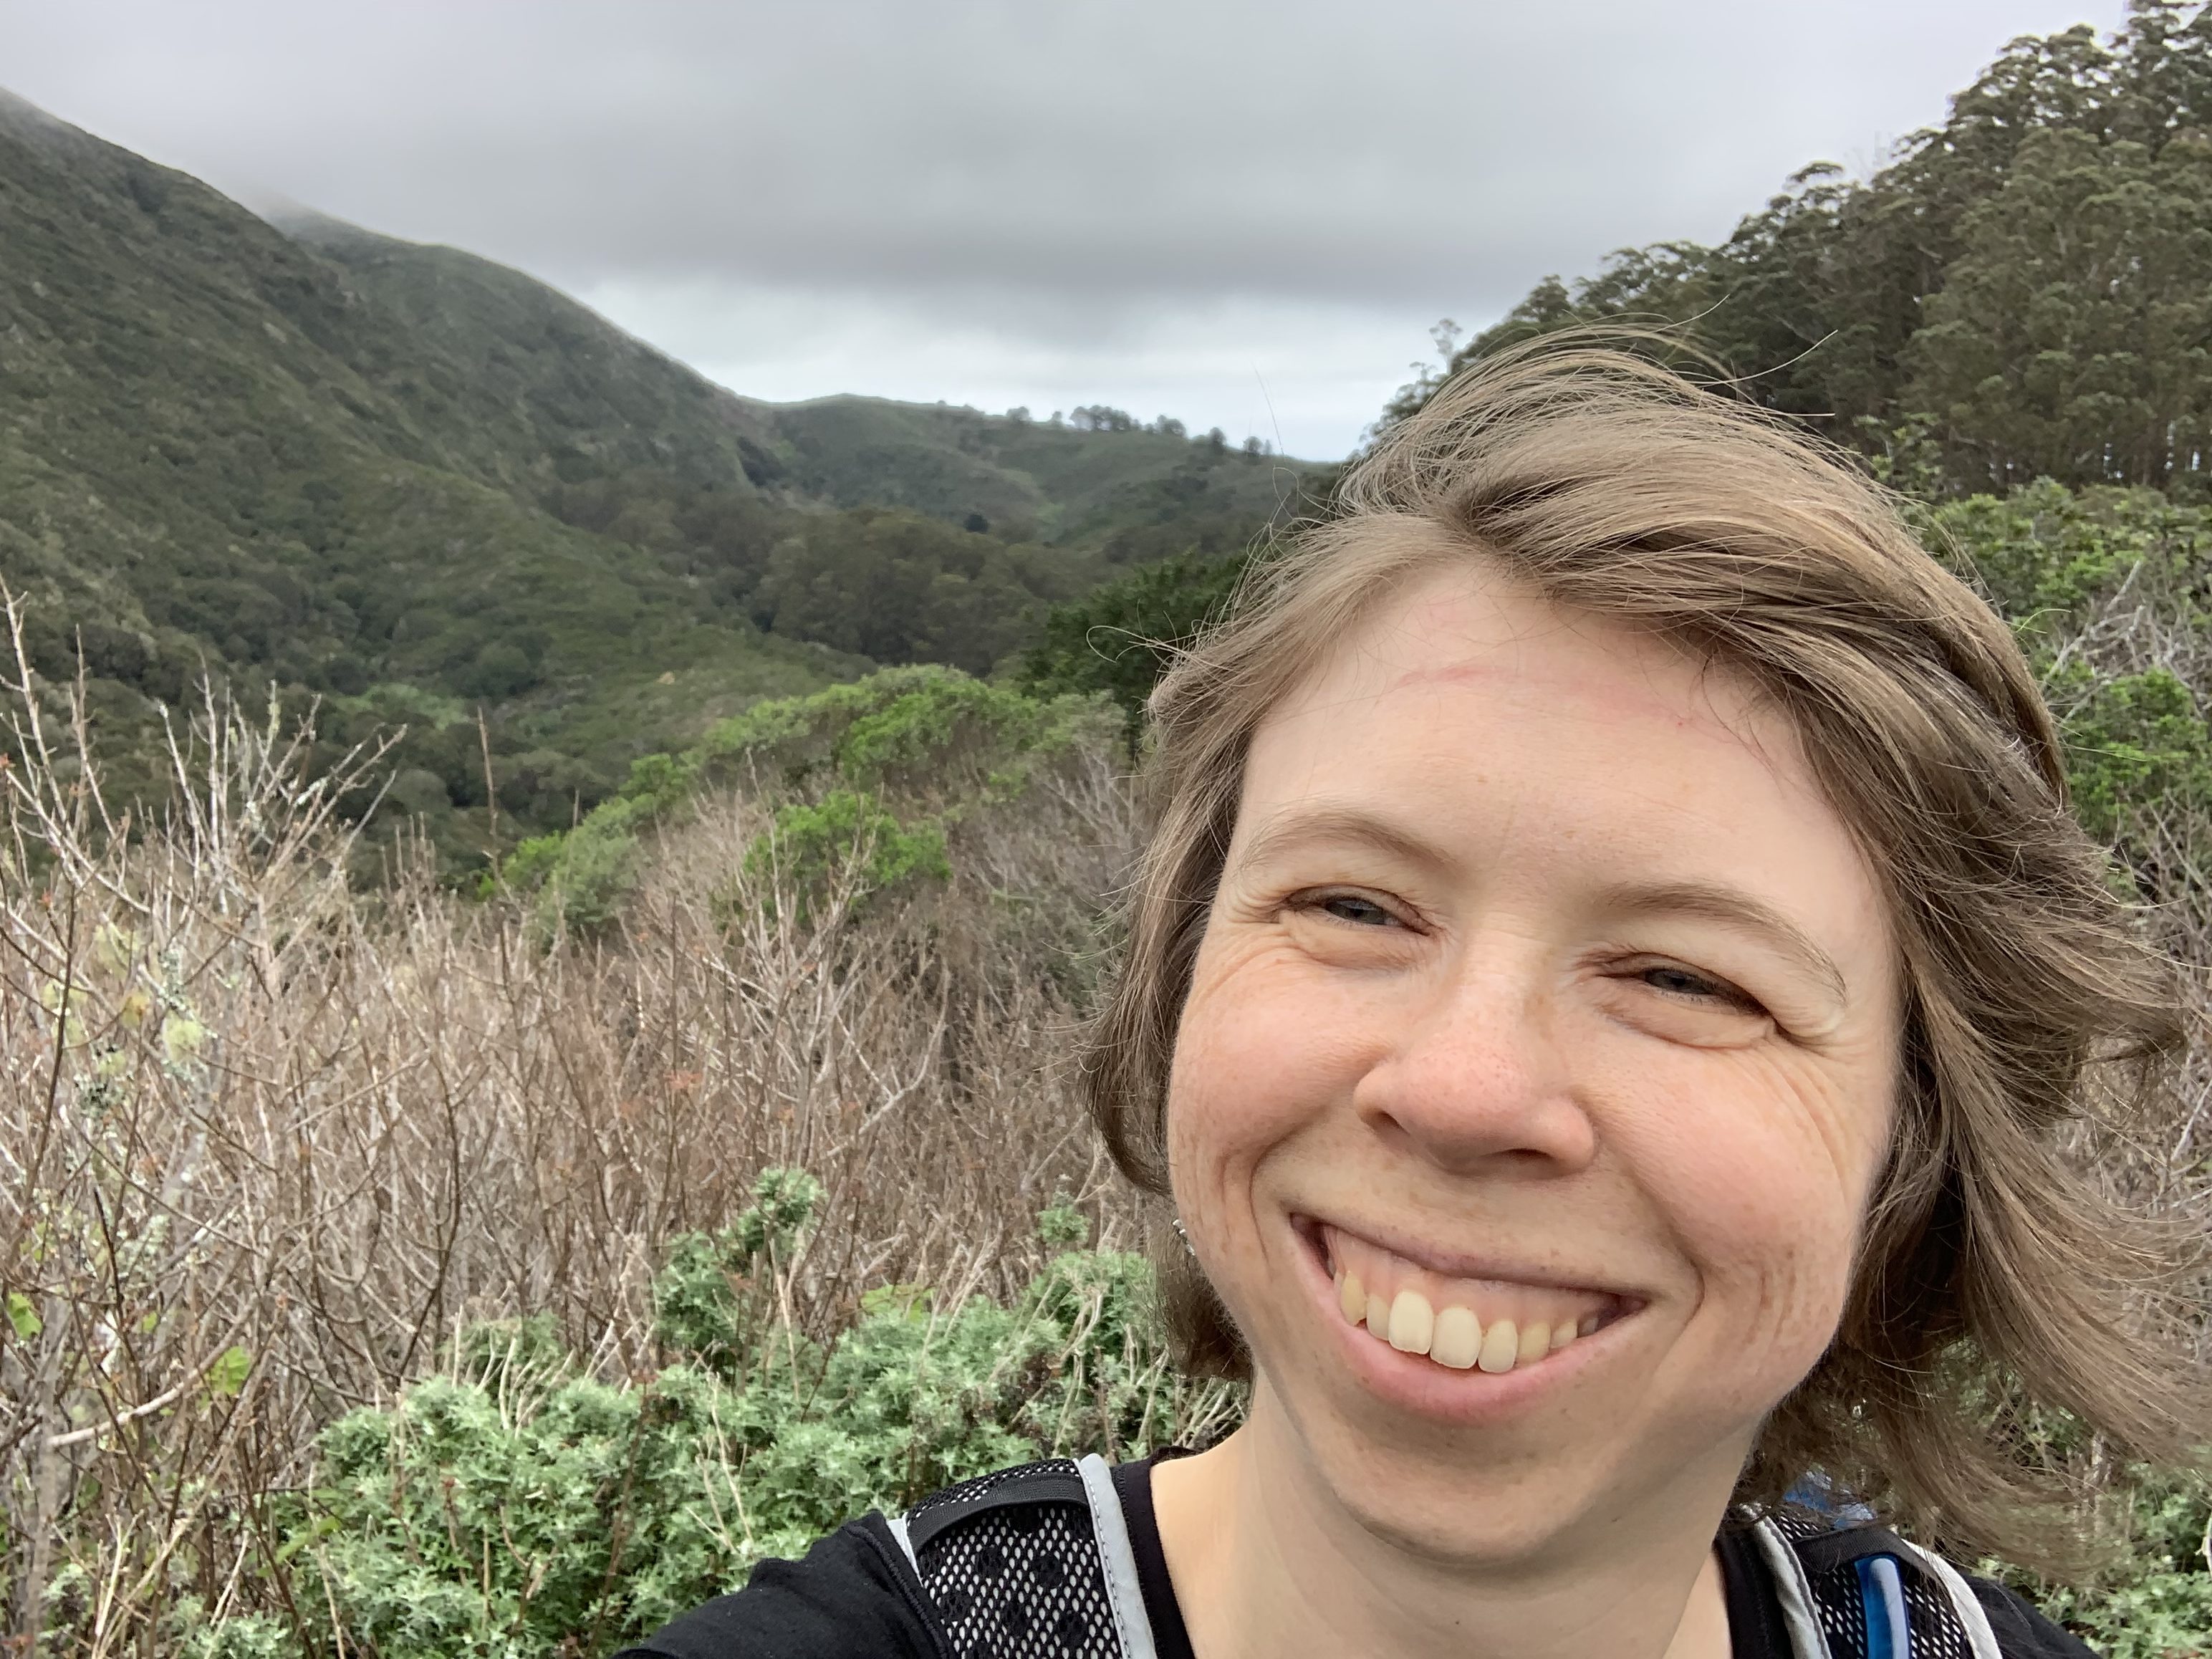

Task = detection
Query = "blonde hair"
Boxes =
[1081,337,2206,1567]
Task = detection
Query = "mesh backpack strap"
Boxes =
[1763,1514,2007,1659]
[1077,1453,1159,1659]
[897,1457,1153,1659]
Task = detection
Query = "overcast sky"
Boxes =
[4,1,2130,458]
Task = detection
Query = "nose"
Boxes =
[1352,946,1599,1177]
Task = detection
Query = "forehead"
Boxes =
[1237,562,1882,936]
[1260,561,1783,769]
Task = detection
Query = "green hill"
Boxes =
[0,90,1316,862]
[279,207,1305,551]
[763,393,1302,552]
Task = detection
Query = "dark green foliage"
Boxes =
[1019,548,1256,741]
[1400,4,2212,499]
[751,507,1085,675]
[206,1180,1234,1656]
[1910,123,2212,492]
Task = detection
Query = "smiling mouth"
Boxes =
[1312,1222,1633,1375]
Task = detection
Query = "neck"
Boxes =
[1151,1389,1736,1659]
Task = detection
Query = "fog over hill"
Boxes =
[0,89,1314,860]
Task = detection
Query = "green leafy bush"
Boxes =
[1994,1466,2212,1659]
[177,1168,2207,1658]
[198,1170,1236,1657]
[696,663,1109,807]
[1019,547,1254,745]
[504,666,1115,936]
[736,790,948,923]
[650,1168,823,1375]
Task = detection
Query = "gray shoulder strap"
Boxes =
[1754,1519,1842,1659]
[883,1509,919,1575]
[1079,1452,1161,1659]
[1891,1537,2005,1659]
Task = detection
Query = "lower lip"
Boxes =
[1291,1222,1629,1423]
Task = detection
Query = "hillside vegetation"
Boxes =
[0,88,1313,867]
[6,4,2212,1654]
[1396,0,2212,500]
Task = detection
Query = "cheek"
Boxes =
[1164,945,1382,1202]
[1622,1046,1893,1359]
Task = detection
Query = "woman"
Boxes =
[622,343,2206,1658]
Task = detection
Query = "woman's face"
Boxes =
[1166,562,1902,1560]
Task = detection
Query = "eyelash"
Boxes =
[1625,961,1766,1015]
[1289,894,1768,1015]
[1288,889,1414,930]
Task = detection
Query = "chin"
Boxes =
[1213,1241,1789,1568]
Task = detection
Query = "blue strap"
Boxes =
[1856,1554,1911,1659]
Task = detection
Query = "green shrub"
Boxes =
[1019,547,1252,746]
[735,790,949,923]
[698,663,1109,807]
[511,813,644,938]
[2057,665,2212,847]
[198,1170,1235,1656]
[1991,1466,2212,1659]
[650,1168,823,1377]
[499,666,1111,936]
[216,1188,2205,1659]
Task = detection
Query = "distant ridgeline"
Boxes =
[0,87,1314,865]
[10,2,2212,881]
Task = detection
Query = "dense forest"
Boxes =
[1395,0,2212,494]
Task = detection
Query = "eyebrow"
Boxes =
[1234,809,1852,1003]
[1595,880,1850,1003]
[1233,805,1451,880]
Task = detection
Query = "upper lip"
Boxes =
[1297,1212,1641,1302]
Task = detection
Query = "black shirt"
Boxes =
[1107,1456,1797,1659]
[619,1456,2093,1658]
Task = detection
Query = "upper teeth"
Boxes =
[1327,1225,1613,1374]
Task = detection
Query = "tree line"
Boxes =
[1028,1,2212,725]
[1380,0,2212,498]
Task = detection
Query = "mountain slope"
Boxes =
[270,205,788,499]
[282,206,1309,548]
[0,91,1314,859]
[0,88,829,718]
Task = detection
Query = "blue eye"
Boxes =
[1643,965,1718,997]
[1320,895,1395,926]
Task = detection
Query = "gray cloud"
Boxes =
[1,0,2132,454]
